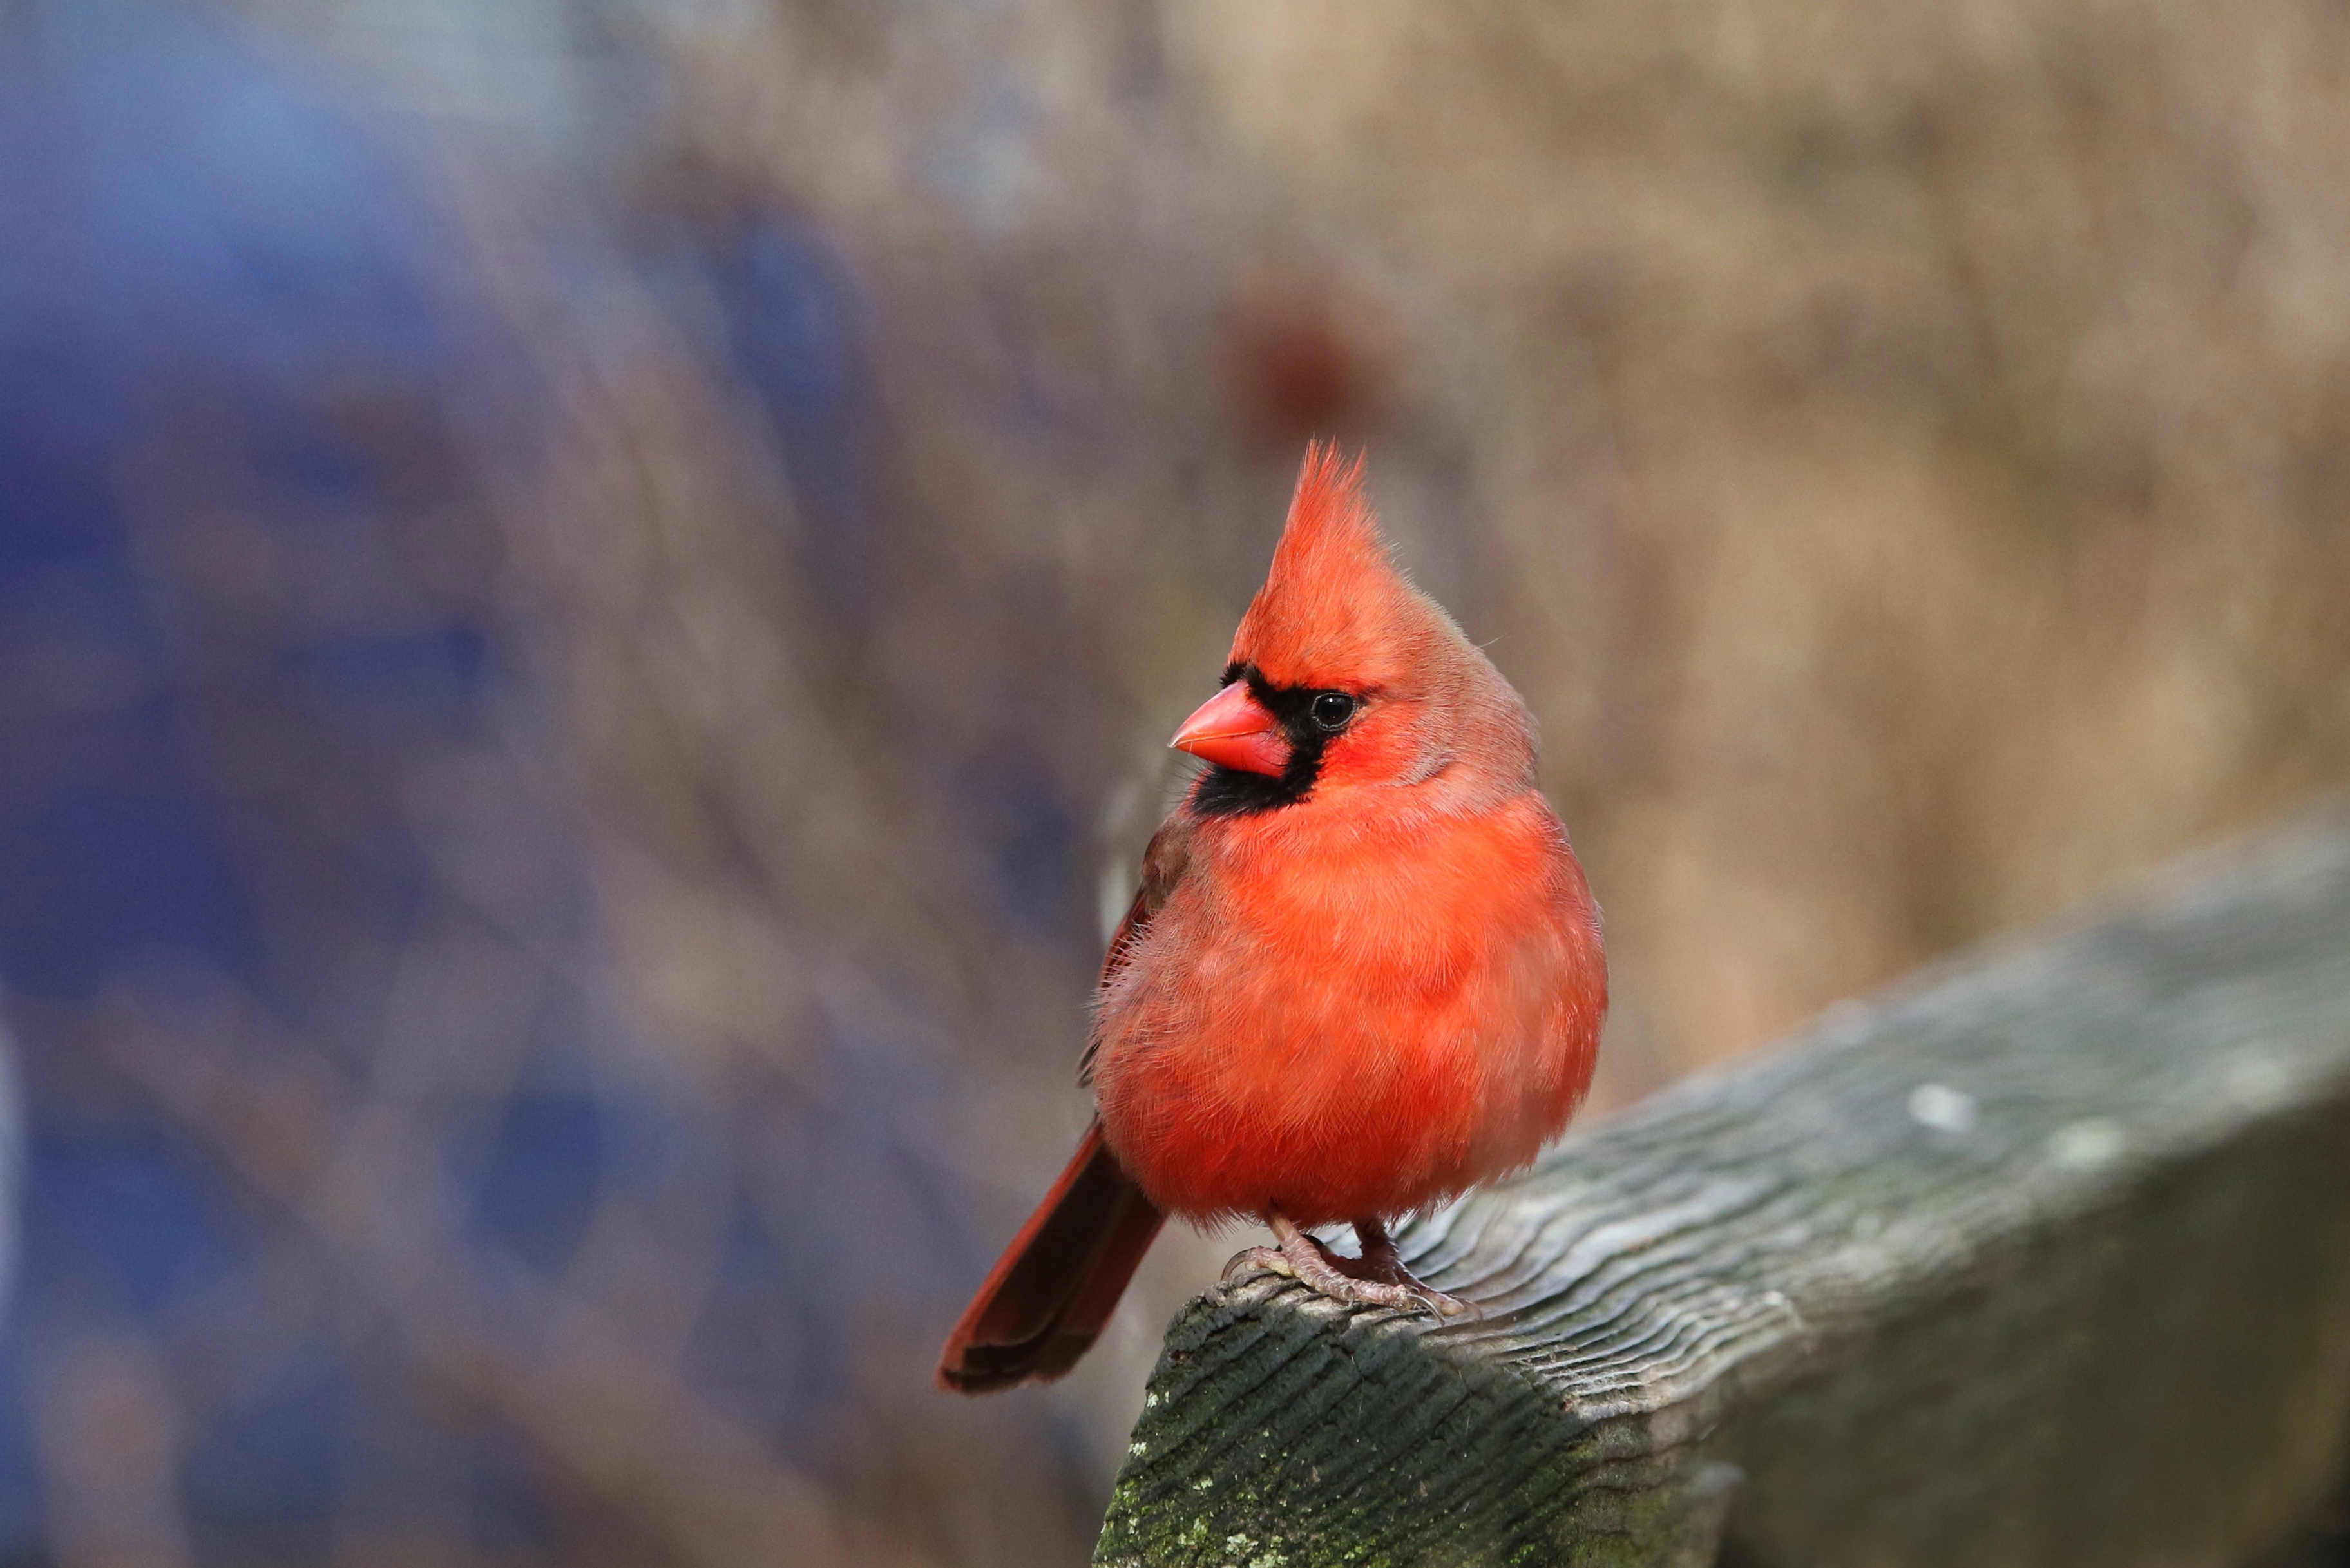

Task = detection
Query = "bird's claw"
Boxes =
[1222,1245,1294,1285]
[1355,1256,1472,1317]
[1339,1276,1473,1318]
[1406,1282,1479,1320]
[1330,1220,1478,1319]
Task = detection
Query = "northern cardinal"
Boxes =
[937,444,1605,1394]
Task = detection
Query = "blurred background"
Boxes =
[3,0,2349,1561]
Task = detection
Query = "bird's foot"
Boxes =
[1223,1212,1474,1317]
[1348,1215,1479,1319]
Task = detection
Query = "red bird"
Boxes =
[937,445,1605,1393]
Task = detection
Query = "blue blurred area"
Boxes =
[703,220,883,623]
[2,0,486,1546]
[0,2,1017,1558]
[1,0,459,995]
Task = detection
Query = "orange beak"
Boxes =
[1170,682,1289,776]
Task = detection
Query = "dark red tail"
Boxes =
[937,1121,1166,1394]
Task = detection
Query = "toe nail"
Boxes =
[1221,1249,1297,1285]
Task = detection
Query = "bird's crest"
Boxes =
[1232,443,1457,691]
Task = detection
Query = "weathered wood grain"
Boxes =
[1095,819,2350,1567]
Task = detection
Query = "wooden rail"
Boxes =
[1094,819,2350,1567]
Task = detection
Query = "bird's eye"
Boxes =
[1310,692,1356,731]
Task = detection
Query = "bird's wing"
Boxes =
[1078,819,1190,1087]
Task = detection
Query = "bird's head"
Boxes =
[1172,443,1534,817]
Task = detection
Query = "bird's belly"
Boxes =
[1092,840,1597,1224]
[1109,1029,1502,1226]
